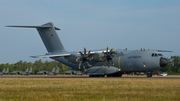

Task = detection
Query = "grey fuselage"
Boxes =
[50,49,163,74]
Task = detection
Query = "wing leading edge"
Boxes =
[31,54,71,58]
[6,25,60,30]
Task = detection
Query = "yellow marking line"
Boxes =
[118,56,121,71]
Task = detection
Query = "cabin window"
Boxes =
[151,53,154,57]
[155,54,158,57]
[158,54,163,56]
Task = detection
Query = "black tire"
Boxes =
[89,75,95,77]
[149,73,152,77]
[107,74,112,77]
[119,73,122,77]
[146,73,152,77]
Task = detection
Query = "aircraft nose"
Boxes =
[160,57,168,68]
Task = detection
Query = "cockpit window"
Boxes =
[152,53,163,57]
[151,53,154,57]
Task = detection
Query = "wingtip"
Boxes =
[30,56,37,58]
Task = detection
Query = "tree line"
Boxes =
[0,56,180,74]
[0,60,71,74]
[161,56,180,74]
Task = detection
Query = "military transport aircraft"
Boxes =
[10,67,32,75]
[37,67,59,75]
[0,68,9,76]
[7,22,170,77]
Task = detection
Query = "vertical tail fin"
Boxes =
[37,22,66,53]
[2,68,5,73]
[52,67,55,72]
[56,67,59,74]
[7,22,66,53]
[25,68,29,72]
[29,67,32,73]
[5,68,9,74]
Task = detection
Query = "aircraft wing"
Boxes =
[30,49,112,58]
[10,71,21,74]
[157,50,173,52]
[37,71,49,74]
[6,25,61,30]
[21,72,27,75]
[31,54,71,58]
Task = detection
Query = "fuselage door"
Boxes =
[128,63,133,70]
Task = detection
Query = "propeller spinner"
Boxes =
[76,47,92,71]
[102,46,116,69]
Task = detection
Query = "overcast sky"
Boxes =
[0,0,180,64]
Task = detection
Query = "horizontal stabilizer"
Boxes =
[7,22,65,53]
[31,54,70,58]
[6,26,60,30]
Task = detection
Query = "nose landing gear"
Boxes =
[146,72,152,77]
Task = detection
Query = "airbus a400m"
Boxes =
[7,22,170,77]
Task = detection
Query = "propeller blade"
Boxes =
[86,61,90,67]
[105,60,108,65]
[87,49,91,57]
[89,56,94,61]
[106,46,108,54]
[112,54,116,57]
[78,47,92,71]
[102,46,116,69]
[108,64,110,69]
[78,51,83,56]
[109,48,114,54]
[107,61,111,69]
[111,60,114,65]
[76,57,80,62]
[84,47,86,55]
[79,61,82,69]
[83,63,86,71]
[102,50,105,56]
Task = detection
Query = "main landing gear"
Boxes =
[89,72,122,77]
[107,72,122,77]
[89,75,105,77]
[146,72,152,77]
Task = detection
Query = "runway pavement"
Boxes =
[0,76,180,79]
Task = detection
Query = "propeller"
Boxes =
[76,47,92,71]
[102,46,116,69]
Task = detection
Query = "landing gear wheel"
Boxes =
[118,73,122,77]
[106,74,112,77]
[89,75,93,77]
[99,75,105,77]
[106,72,122,77]
[146,72,152,77]
[89,75,105,77]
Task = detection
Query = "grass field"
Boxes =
[0,76,180,101]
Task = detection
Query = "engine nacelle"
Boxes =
[92,53,105,62]
[65,54,79,64]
